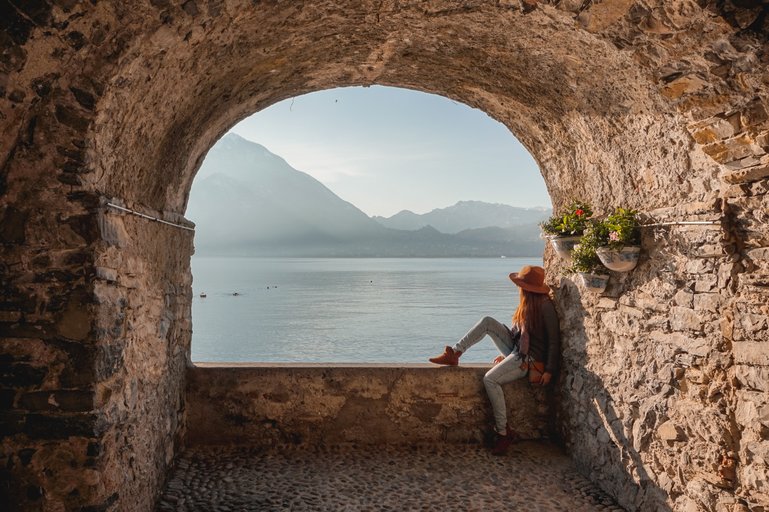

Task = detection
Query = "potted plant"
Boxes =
[563,236,609,293]
[591,207,641,272]
[540,200,593,260]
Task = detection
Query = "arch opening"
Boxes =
[185,85,551,364]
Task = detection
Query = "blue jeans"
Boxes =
[453,316,527,433]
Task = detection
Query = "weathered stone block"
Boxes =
[54,104,92,131]
[735,364,769,392]
[0,410,26,434]
[705,134,762,164]
[94,267,118,282]
[23,412,107,439]
[741,99,769,128]
[686,259,716,274]
[64,214,100,244]
[670,307,704,332]
[0,207,28,244]
[691,118,735,144]
[747,247,769,261]
[693,293,720,312]
[69,87,96,111]
[694,275,718,292]
[97,213,131,247]
[0,311,22,322]
[674,290,695,308]
[0,363,47,388]
[733,342,769,366]
[658,420,686,442]
[721,164,769,185]
[649,331,712,358]
[56,301,91,341]
[19,390,95,412]
[662,75,709,100]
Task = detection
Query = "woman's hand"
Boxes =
[540,372,552,385]
[492,355,505,365]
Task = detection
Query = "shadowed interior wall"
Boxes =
[1,1,768,511]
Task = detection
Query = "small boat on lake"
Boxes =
[200,292,207,298]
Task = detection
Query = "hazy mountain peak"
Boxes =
[374,200,551,234]
[187,135,546,257]
[215,132,267,152]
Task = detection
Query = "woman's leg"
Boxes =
[453,316,515,356]
[483,353,528,433]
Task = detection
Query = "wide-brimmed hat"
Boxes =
[509,265,550,294]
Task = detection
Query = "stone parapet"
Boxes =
[186,364,550,448]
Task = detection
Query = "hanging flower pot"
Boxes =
[563,242,607,292]
[539,201,594,260]
[596,246,641,272]
[548,235,582,260]
[586,207,642,273]
[577,272,610,293]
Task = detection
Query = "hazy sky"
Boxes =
[227,86,549,217]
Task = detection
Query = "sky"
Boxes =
[226,85,550,218]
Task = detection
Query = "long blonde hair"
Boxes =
[512,288,546,332]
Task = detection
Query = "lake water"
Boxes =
[191,257,542,363]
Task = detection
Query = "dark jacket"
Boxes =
[511,298,560,373]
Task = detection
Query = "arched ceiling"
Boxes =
[86,2,695,214]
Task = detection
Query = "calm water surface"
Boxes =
[191,257,542,363]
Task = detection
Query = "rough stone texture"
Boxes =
[187,365,551,447]
[553,197,767,511]
[1,1,768,511]
[156,443,624,512]
[0,199,193,511]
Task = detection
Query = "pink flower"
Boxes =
[575,209,584,216]
[609,231,620,242]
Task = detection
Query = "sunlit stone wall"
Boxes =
[186,365,549,447]
[1,1,767,511]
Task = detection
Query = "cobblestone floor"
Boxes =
[157,442,625,512]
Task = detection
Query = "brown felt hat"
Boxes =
[509,265,550,294]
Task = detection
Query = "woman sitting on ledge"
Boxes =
[428,265,560,455]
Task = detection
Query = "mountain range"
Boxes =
[186,134,550,257]
[374,201,549,234]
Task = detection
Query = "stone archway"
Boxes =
[1,1,767,511]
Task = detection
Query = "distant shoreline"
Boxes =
[191,254,545,259]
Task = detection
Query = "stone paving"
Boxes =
[157,442,625,512]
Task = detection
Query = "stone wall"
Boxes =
[1,196,193,510]
[187,364,549,448]
[1,1,768,511]
[554,89,769,511]
[553,199,738,511]
[89,204,194,511]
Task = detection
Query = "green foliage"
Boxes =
[540,200,594,236]
[562,206,640,274]
[590,207,641,250]
[563,242,603,275]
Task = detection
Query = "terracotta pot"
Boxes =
[547,235,582,260]
[577,272,610,293]
[595,246,641,272]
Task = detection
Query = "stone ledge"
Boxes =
[191,362,493,368]
[186,365,550,447]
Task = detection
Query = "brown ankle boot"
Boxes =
[490,426,520,456]
[429,346,461,366]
